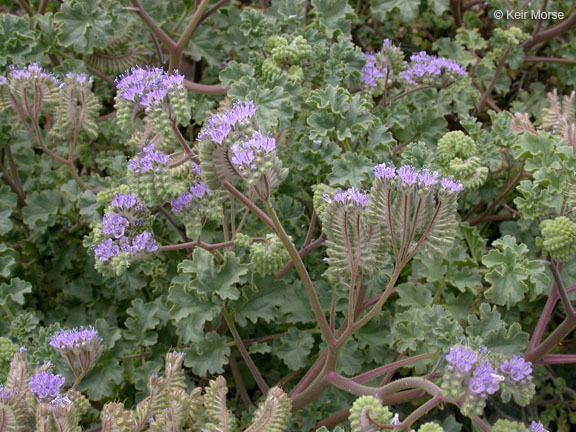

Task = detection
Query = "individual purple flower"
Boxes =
[245,131,276,152]
[446,346,477,372]
[94,239,119,262]
[129,144,170,173]
[171,193,193,213]
[418,169,440,187]
[0,386,15,400]
[500,356,533,382]
[65,73,91,85]
[469,361,503,395]
[190,182,210,199]
[29,372,65,401]
[374,163,396,179]
[531,421,547,432]
[332,188,369,208]
[0,76,7,86]
[102,214,130,238]
[441,177,464,193]
[49,327,101,352]
[231,147,255,167]
[362,53,384,87]
[402,52,466,85]
[397,165,418,185]
[8,63,60,84]
[223,100,258,126]
[198,101,257,143]
[112,193,139,209]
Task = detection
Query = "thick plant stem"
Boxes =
[169,0,210,72]
[222,309,269,394]
[265,200,336,347]
[222,181,276,232]
[525,317,576,362]
[474,44,511,114]
[352,352,437,384]
[129,0,176,50]
[326,372,379,396]
[396,396,442,430]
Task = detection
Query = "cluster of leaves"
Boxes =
[1,0,576,431]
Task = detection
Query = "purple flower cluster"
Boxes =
[129,143,170,173]
[446,346,477,372]
[115,67,184,107]
[469,361,503,395]
[8,63,60,84]
[230,131,277,171]
[323,187,369,208]
[49,327,101,351]
[374,163,463,192]
[171,182,210,213]
[112,193,139,209]
[198,101,258,144]
[531,421,547,432]
[500,356,533,382]
[65,72,91,86]
[0,76,7,86]
[29,372,65,400]
[0,386,15,400]
[362,53,384,87]
[94,239,119,262]
[102,214,129,238]
[119,231,158,255]
[402,52,466,85]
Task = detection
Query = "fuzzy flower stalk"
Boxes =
[369,163,463,265]
[361,39,405,92]
[198,101,288,200]
[50,327,103,384]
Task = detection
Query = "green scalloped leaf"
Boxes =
[273,327,314,370]
[0,278,32,306]
[184,332,230,377]
[0,185,17,235]
[55,0,113,54]
[178,249,248,303]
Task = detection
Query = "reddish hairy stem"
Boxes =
[352,352,437,384]
[523,11,576,50]
[275,235,326,279]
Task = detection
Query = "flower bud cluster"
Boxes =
[0,64,60,120]
[249,234,291,276]
[171,181,221,238]
[361,39,405,90]
[442,346,535,418]
[539,216,576,262]
[437,131,488,190]
[349,395,394,432]
[402,52,466,87]
[92,192,158,275]
[127,143,179,206]
[115,67,189,134]
[442,346,504,417]
[262,35,312,83]
[198,101,288,198]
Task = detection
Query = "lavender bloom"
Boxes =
[112,193,139,209]
[102,214,129,238]
[418,169,440,187]
[231,147,256,167]
[8,63,60,84]
[245,131,276,152]
[500,356,533,382]
[402,52,466,85]
[29,372,65,400]
[469,361,503,395]
[94,239,119,262]
[65,73,91,85]
[446,346,477,372]
[0,387,15,400]
[129,144,170,173]
[115,67,184,108]
[332,187,369,208]
[171,193,193,213]
[441,177,464,193]
[362,53,384,87]
[374,163,396,179]
[0,76,7,86]
[198,101,258,143]
[49,327,101,351]
[190,182,210,199]
[531,421,547,432]
[121,231,158,255]
[397,165,418,185]
[51,395,73,408]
